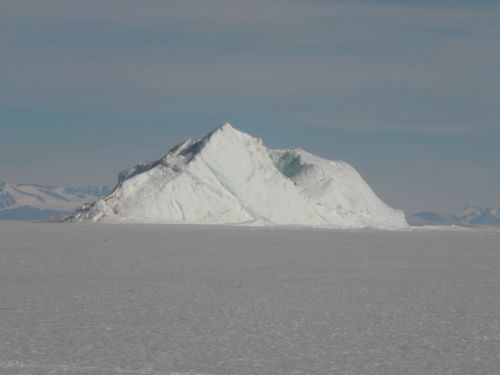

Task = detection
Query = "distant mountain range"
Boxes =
[408,206,500,226]
[1,179,497,228]
[0,182,111,220]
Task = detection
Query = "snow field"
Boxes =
[1,223,499,374]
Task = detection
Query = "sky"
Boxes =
[1,0,499,214]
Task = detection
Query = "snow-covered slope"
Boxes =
[0,183,110,220]
[269,149,407,228]
[73,123,408,229]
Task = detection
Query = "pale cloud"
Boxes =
[1,0,499,135]
[1,0,499,212]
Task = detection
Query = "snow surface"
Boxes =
[73,123,407,229]
[1,222,500,374]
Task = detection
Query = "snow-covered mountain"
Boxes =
[0,182,110,220]
[72,123,407,229]
[452,205,500,225]
[408,206,500,226]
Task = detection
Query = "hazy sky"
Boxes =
[1,0,499,213]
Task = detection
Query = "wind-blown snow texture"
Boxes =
[1,223,499,375]
[74,123,407,229]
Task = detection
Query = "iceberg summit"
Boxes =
[73,123,408,229]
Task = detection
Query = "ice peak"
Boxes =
[199,122,252,147]
[207,122,240,138]
[162,123,252,165]
[219,122,233,130]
